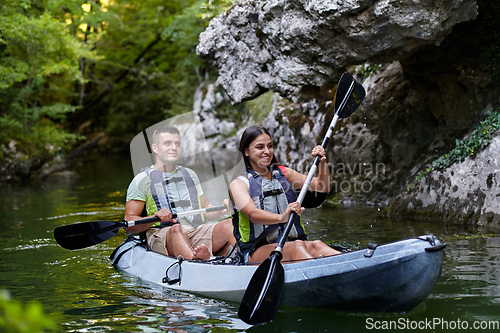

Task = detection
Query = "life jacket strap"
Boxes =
[164,176,185,184]
[168,199,192,208]
[145,165,202,225]
[263,188,284,197]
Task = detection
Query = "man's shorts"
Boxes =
[146,223,216,257]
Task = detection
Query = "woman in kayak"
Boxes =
[230,126,341,264]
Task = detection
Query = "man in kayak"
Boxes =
[124,125,235,261]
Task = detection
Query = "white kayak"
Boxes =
[110,234,445,312]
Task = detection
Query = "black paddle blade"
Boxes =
[54,221,124,250]
[238,253,285,325]
[296,189,328,208]
[334,72,366,118]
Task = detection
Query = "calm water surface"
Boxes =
[1,154,499,332]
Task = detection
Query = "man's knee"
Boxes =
[215,218,233,233]
[220,218,232,227]
[168,224,184,235]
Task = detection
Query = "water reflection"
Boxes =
[441,236,500,302]
[65,279,253,333]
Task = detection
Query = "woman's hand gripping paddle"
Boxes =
[237,71,366,325]
[54,205,227,250]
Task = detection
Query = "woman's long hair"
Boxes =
[231,126,279,181]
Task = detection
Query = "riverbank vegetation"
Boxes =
[409,107,500,190]
[1,0,234,182]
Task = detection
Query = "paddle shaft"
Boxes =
[125,204,228,227]
[248,81,355,319]
[275,82,355,252]
[239,72,364,325]
[275,80,355,252]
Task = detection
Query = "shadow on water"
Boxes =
[1,154,499,332]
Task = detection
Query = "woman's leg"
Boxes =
[247,240,315,263]
[304,240,342,257]
[282,240,314,262]
[247,244,276,264]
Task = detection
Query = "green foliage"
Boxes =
[0,0,234,167]
[351,63,383,81]
[0,290,57,333]
[1,0,498,182]
[70,0,235,136]
[409,108,500,190]
[245,91,275,124]
[0,0,98,160]
[444,233,496,241]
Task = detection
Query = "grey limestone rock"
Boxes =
[197,0,478,103]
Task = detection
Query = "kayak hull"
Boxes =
[110,235,445,311]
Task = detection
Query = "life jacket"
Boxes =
[144,166,203,227]
[233,166,307,254]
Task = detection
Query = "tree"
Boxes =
[0,0,98,160]
[0,0,234,181]
[78,0,234,136]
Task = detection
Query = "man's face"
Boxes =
[152,132,181,165]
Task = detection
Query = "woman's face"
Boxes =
[245,133,273,170]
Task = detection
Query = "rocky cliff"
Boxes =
[197,0,500,230]
[197,0,478,103]
[388,130,500,233]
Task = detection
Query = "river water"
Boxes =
[1,154,499,332]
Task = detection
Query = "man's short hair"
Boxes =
[152,125,180,144]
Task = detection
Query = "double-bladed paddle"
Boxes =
[54,205,227,250]
[238,71,366,325]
